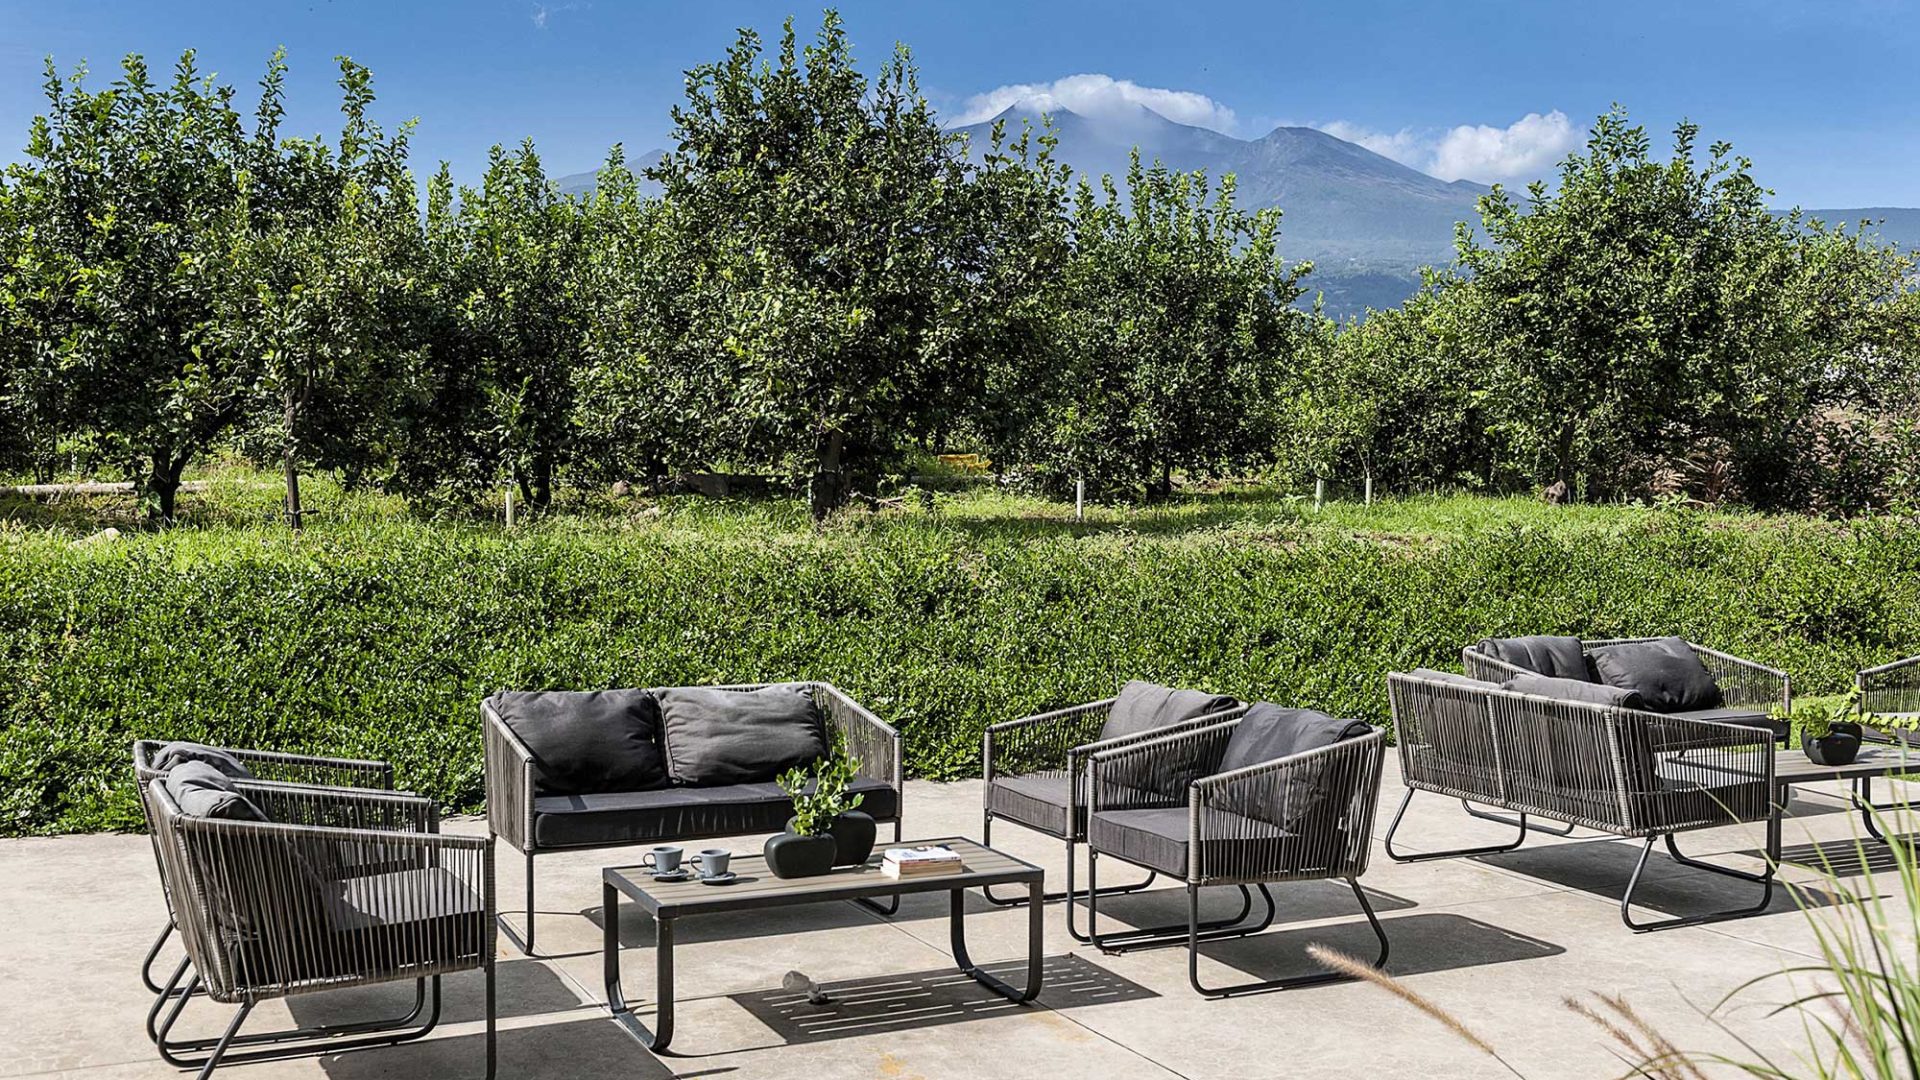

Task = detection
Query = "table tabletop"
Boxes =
[1774,743,1920,785]
[603,836,1042,917]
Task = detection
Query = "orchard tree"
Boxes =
[1009,155,1311,501]
[8,53,266,519]
[647,12,1006,518]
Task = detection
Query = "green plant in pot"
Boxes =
[1781,689,1865,766]
[765,746,872,879]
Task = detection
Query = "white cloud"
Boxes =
[951,74,1238,133]
[1312,111,1584,184]
[1429,111,1582,183]
[1313,121,1426,168]
[530,2,583,30]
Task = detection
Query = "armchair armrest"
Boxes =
[134,741,394,789]
[1688,643,1790,714]
[237,782,438,834]
[1859,656,1920,724]
[1613,707,1774,832]
[167,817,493,1002]
[1189,729,1386,883]
[1087,720,1239,816]
[483,701,536,853]
[983,698,1114,782]
[813,683,902,801]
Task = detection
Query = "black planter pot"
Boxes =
[1802,722,1863,766]
[826,810,878,867]
[764,829,838,879]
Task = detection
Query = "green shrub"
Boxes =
[3,499,1917,836]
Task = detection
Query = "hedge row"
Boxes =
[4,507,1917,835]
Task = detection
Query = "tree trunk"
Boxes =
[808,430,848,521]
[148,454,184,523]
[1144,461,1173,503]
[531,453,553,509]
[282,385,304,531]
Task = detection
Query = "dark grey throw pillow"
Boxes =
[1503,672,1646,711]
[1588,637,1723,713]
[489,689,669,795]
[164,761,269,821]
[151,741,253,778]
[656,685,829,786]
[1099,681,1239,742]
[1215,704,1373,830]
[1479,636,1593,681]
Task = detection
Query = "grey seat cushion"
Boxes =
[532,777,899,849]
[489,689,669,796]
[1215,705,1372,829]
[1504,672,1645,710]
[1589,638,1723,712]
[150,742,254,778]
[986,770,1167,839]
[164,761,269,821]
[1479,636,1593,681]
[657,685,828,786]
[1088,806,1293,880]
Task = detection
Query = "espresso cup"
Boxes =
[642,846,684,875]
[693,849,731,878]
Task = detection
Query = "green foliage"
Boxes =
[777,744,865,836]
[4,488,1916,836]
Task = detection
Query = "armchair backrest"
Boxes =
[1193,725,1386,882]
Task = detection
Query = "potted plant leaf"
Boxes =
[764,745,873,879]
[1781,690,1864,766]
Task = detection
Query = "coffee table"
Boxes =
[1773,742,1919,850]
[602,836,1044,1054]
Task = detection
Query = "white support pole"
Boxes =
[504,486,516,529]
[1074,478,1086,521]
[1315,477,1325,511]
[1364,474,1373,506]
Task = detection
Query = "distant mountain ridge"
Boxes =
[551,109,1919,319]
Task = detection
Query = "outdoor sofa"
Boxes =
[484,681,901,953]
[1385,665,1776,930]
[980,680,1246,940]
[141,751,493,1079]
[1462,635,1791,740]
[1082,703,1390,996]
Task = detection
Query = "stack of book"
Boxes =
[880,845,964,879]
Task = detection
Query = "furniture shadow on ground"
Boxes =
[285,959,581,1027]
[317,1017,676,1080]
[1774,836,1917,879]
[729,953,1153,1045]
[1195,910,1561,981]
[1472,839,1841,917]
[1080,879,1416,931]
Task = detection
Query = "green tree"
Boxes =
[1458,106,1919,504]
[645,12,1007,518]
[1006,155,1310,501]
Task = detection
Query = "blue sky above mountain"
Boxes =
[3,0,1917,210]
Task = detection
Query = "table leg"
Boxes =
[949,880,1043,1004]
[1855,777,1892,842]
[1768,785,1784,864]
[603,882,675,1053]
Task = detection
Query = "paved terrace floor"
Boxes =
[5,761,1911,1080]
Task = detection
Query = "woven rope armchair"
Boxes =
[486,681,901,955]
[144,777,494,1079]
[980,695,1247,942]
[1385,671,1777,931]
[132,742,395,998]
[1082,718,1389,997]
[1859,656,1920,726]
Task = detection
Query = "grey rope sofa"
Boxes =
[132,742,396,999]
[485,681,901,954]
[143,762,493,1079]
[980,681,1247,941]
[1385,669,1777,931]
[1082,705,1390,996]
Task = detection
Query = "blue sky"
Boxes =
[3,0,1917,207]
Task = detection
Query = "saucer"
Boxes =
[650,869,693,883]
[697,872,738,886]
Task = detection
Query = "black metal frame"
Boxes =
[486,683,905,957]
[602,855,1044,1054]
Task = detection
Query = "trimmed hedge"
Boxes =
[4,506,1918,835]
